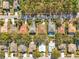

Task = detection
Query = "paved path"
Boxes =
[0,15,18,19]
[58,57,79,59]
[37,56,49,59]
[4,56,79,59]
[5,57,34,59]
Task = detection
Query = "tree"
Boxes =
[9,0,13,5]
[35,2,45,13]
[71,0,78,14]
[21,34,32,47]
[20,0,78,15]
[63,0,72,14]
[55,33,63,46]
[0,33,10,44]
[20,0,29,14]
[51,48,60,59]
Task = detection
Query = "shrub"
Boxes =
[33,48,41,58]
[51,48,60,59]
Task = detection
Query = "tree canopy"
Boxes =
[20,0,78,14]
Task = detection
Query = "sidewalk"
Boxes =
[4,56,79,59]
[58,57,79,59]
